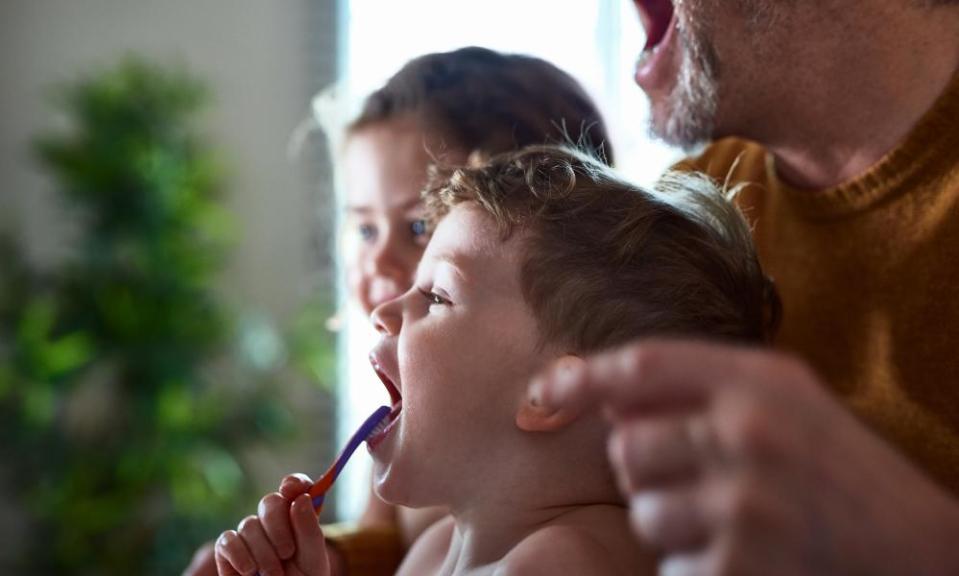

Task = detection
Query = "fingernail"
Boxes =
[530,362,581,407]
[528,375,544,407]
[661,556,696,576]
[552,362,581,401]
[284,473,311,487]
[630,494,658,533]
[296,494,313,515]
[607,430,625,468]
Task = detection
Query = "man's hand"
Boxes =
[529,340,959,576]
[214,474,331,576]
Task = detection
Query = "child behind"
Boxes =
[195,47,617,576]
[215,146,779,575]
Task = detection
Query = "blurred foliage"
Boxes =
[0,60,336,575]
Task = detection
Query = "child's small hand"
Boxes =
[214,474,331,576]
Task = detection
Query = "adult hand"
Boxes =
[529,340,959,576]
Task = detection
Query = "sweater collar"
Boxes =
[767,72,959,219]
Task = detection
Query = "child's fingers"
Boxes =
[259,492,296,559]
[290,493,329,575]
[213,553,243,576]
[236,516,284,576]
[278,473,314,500]
[182,541,216,576]
[214,530,256,576]
[281,562,310,576]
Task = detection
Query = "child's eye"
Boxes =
[410,219,427,238]
[418,288,450,307]
[410,219,429,246]
[358,223,377,242]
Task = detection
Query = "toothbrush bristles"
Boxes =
[367,413,389,439]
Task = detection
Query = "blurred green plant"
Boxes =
[0,59,335,575]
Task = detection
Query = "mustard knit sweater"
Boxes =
[679,73,959,495]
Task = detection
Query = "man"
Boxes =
[533,0,959,573]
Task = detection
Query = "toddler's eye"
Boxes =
[418,288,450,307]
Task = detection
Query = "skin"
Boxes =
[185,116,454,576]
[369,205,650,574]
[530,341,959,575]
[342,116,436,316]
[636,0,959,187]
[213,481,330,576]
[367,206,552,514]
[527,2,959,573]
[342,116,458,543]
[214,205,655,575]
[191,2,959,573]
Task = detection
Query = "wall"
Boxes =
[0,0,342,567]
[0,0,338,319]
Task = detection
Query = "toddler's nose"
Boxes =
[371,296,402,336]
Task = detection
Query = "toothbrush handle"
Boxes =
[307,405,391,515]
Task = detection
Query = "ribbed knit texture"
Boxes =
[678,73,959,494]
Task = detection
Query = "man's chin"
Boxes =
[648,100,714,150]
[643,29,720,148]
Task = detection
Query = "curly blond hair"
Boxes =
[424,145,780,351]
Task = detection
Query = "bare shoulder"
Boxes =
[498,525,618,575]
[395,515,454,576]
[498,513,656,576]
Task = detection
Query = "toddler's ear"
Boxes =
[515,355,585,432]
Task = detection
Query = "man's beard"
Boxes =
[648,5,721,149]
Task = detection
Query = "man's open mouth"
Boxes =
[635,0,676,52]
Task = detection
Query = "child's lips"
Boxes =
[369,353,403,423]
[366,355,402,450]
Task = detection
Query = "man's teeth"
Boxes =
[636,46,657,70]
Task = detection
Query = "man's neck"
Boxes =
[737,4,959,190]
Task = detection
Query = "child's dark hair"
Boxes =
[348,46,614,166]
[425,146,781,351]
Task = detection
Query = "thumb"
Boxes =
[279,473,315,500]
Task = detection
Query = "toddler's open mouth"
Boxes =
[368,355,402,447]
